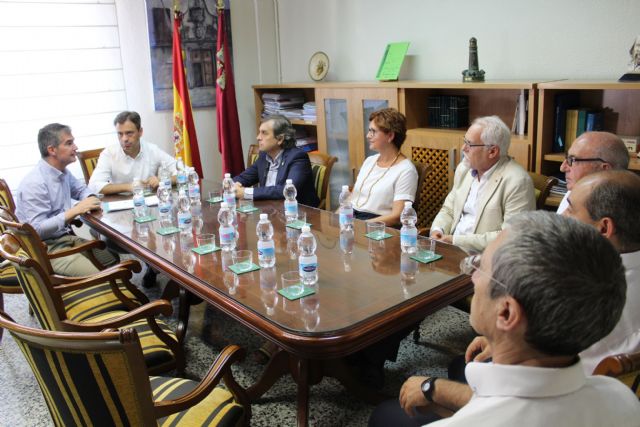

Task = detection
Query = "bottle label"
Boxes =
[177,174,187,184]
[285,200,298,216]
[178,212,192,227]
[223,193,235,206]
[258,241,275,258]
[159,201,172,214]
[188,185,200,199]
[219,226,235,244]
[299,255,318,274]
[339,208,354,226]
[400,232,417,246]
[133,195,145,207]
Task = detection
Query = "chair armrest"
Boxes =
[61,300,173,331]
[47,239,106,259]
[53,267,134,294]
[50,259,142,285]
[154,345,248,417]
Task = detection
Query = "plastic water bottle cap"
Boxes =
[404,201,412,208]
[221,201,229,208]
[260,213,268,220]
[286,179,293,184]
[301,225,311,233]
[342,185,349,191]
[224,173,231,178]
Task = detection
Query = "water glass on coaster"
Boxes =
[194,233,217,254]
[231,249,253,273]
[366,221,386,239]
[208,189,223,203]
[287,211,307,229]
[281,270,305,298]
[417,236,437,259]
[238,198,256,213]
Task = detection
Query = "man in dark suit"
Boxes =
[233,115,320,207]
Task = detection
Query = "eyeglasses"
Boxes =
[459,255,508,290]
[367,128,379,136]
[463,138,490,148]
[563,155,607,167]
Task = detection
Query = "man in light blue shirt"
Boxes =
[15,123,116,276]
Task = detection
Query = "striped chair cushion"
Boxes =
[83,311,177,368]
[14,339,148,426]
[150,376,244,427]
[0,262,20,292]
[311,163,326,201]
[62,281,141,322]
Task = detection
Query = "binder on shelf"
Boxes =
[552,92,579,153]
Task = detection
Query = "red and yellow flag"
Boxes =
[172,10,203,177]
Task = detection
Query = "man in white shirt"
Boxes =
[562,169,640,374]
[89,111,177,194]
[369,211,640,427]
[556,131,628,214]
[430,116,535,254]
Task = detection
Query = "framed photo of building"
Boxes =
[145,0,233,110]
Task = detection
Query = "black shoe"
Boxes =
[142,267,157,288]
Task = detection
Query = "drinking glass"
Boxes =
[232,249,253,272]
[366,221,386,239]
[281,271,304,297]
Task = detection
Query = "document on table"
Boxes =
[103,196,159,212]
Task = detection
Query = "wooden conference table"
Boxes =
[83,183,471,427]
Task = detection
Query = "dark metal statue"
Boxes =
[462,37,485,82]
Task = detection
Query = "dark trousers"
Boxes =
[368,399,442,427]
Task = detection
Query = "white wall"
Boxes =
[275,0,640,81]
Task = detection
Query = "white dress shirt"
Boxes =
[580,250,640,374]
[429,361,640,426]
[88,141,177,193]
[453,162,499,236]
[557,191,570,214]
[244,150,283,199]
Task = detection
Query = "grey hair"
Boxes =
[489,211,626,356]
[472,115,511,157]
[587,132,630,170]
[37,123,71,158]
[262,115,296,150]
[584,170,640,252]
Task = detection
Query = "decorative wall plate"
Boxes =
[308,51,329,81]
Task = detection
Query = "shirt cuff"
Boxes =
[430,227,444,237]
[244,187,254,200]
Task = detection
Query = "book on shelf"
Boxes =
[585,111,603,132]
[565,109,579,150]
[427,95,469,128]
[262,92,304,101]
[552,92,579,153]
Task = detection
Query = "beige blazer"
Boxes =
[431,157,535,254]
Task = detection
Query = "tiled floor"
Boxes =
[0,274,474,427]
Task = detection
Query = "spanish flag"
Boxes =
[172,10,203,177]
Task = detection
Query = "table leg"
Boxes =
[296,358,310,427]
[246,348,289,401]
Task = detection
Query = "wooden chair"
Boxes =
[0,309,249,426]
[528,172,558,210]
[246,143,260,167]
[77,148,104,184]
[308,151,337,210]
[411,160,432,233]
[0,229,184,375]
[0,181,21,340]
[593,351,640,398]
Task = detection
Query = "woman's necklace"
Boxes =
[354,152,401,209]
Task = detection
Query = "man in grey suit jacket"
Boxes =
[431,116,535,254]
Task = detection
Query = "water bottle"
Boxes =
[283,179,298,221]
[338,185,354,230]
[256,213,276,268]
[340,227,354,272]
[218,201,236,252]
[157,182,172,219]
[132,177,148,218]
[400,201,418,254]
[159,161,172,190]
[297,225,318,286]
[176,158,188,193]
[187,167,200,201]
[176,188,192,232]
[222,173,236,211]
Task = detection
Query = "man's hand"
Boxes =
[431,230,453,244]
[234,182,245,199]
[430,230,444,240]
[399,376,430,417]
[465,336,492,362]
[144,176,160,190]
[66,196,101,222]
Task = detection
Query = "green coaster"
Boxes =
[207,197,223,203]
[134,215,157,223]
[237,205,259,213]
[191,244,220,254]
[143,189,154,197]
[228,262,260,275]
[278,285,315,301]
[286,220,311,230]
[156,226,180,235]
[411,253,443,264]
[365,232,393,241]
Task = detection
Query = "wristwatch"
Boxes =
[421,377,438,402]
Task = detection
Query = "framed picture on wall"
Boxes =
[145,0,233,111]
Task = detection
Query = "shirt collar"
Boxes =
[621,250,640,270]
[465,360,587,398]
[38,158,66,180]
[266,149,284,165]
[471,158,500,182]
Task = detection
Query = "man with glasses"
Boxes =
[88,111,177,194]
[430,116,535,253]
[557,131,629,214]
[563,170,640,374]
[369,211,640,426]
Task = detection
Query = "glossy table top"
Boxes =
[84,182,471,358]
